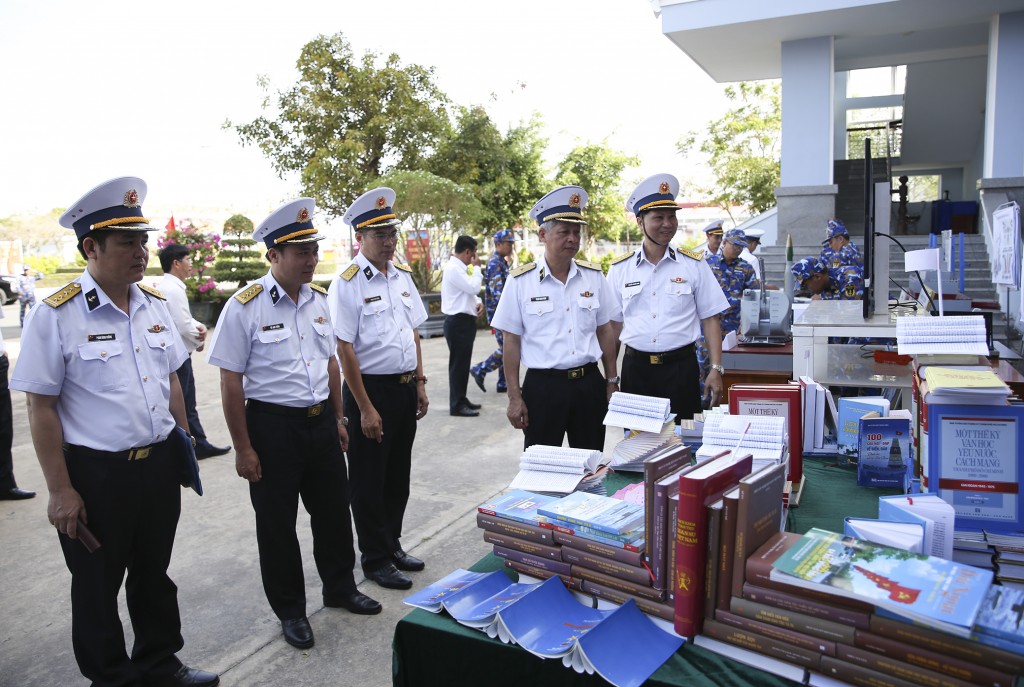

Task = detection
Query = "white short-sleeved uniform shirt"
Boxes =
[206,272,335,407]
[10,270,187,451]
[490,256,614,370]
[606,245,729,352]
[327,253,427,375]
[740,247,762,281]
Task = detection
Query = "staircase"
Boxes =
[755,233,1017,344]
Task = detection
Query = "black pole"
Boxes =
[863,138,874,320]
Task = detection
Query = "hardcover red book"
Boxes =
[728,383,803,484]
[673,452,753,638]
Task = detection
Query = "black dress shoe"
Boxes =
[450,406,479,417]
[471,369,486,392]
[281,617,314,649]
[194,443,231,459]
[365,563,413,590]
[0,487,35,500]
[462,399,482,410]
[150,665,220,687]
[392,549,425,572]
[325,591,382,615]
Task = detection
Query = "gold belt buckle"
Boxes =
[308,403,323,417]
[129,447,151,461]
[567,367,583,380]
[650,354,663,365]
[399,374,413,384]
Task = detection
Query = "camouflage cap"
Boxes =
[791,256,826,283]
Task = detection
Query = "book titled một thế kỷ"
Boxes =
[770,528,994,638]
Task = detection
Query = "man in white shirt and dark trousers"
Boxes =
[157,245,230,459]
[441,235,483,417]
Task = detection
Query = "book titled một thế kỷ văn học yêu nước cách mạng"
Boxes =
[769,528,994,639]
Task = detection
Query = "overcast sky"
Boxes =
[0,0,728,221]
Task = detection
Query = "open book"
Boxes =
[406,572,684,687]
[603,392,674,433]
[609,424,682,472]
[508,445,609,496]
[896,315,988,355]
[696,414,786,470]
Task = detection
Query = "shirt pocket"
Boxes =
[667,282,693,297]
[526,300,553,318]
[256,327,293,345]
[75,341,128,392]
[311,321,335,358]
[362,301,391,337]
[576,296,600,328]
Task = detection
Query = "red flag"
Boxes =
[165,215,176,232]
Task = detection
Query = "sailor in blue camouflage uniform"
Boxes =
[696,228,760,391]
[470,229,515,393]
[818,219,863,271]
[791,257,863,301]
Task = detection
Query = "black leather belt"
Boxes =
[625,343,695,365]
[361,372,417,384]
[247,399,328,418]
[66,439,167,461]
[528,362,599,380]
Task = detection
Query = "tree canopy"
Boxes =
[555,141,638,248]
[212,213,263,288]
[234,32,451,218]
[678,81,781,217]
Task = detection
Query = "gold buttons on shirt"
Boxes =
[100,351,107,357]
[143,376,148,382]
[135,346,141,352]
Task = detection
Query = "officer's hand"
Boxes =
[475,302,484,318]
[362,406,384,443]
[415,385,429,421]
[236,447,262,482]
[49,487,86,539]
[337,422,349,451]
[703,370,724,409]
[507,395,529,429]
[811,294,821,301]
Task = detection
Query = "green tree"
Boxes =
[0,208,67,257]
[555,141,638,249]
[233,32,451,217]
[381,169,486,292]
[678,80,781,217]
[428,106,548,232]
[212,214,264,289]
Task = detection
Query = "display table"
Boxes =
[392,459,897,687]
[722,342,793,402]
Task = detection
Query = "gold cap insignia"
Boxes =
[296,207,310,223]
[376,196,387,210]
[568,193,581,208]
[123,189,140,207]
[659,182,670,194]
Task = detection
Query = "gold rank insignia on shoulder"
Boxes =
[310,283,328,295]
[234,283,264,304]
[575,259,602,271]
[510,262,536,278]
[43,281,82,308]
[609,251,633,266]
[678,247,704,261]
[393,262,412,273]
[340,263,359,281]
[137,283,166,300]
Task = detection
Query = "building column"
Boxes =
[776,36,838,245]
[984,11,1024,179]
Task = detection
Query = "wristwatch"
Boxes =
[606,376,621,385]
[339,417,349,427]
[710,363,725,375]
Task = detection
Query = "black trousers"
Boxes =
[174,356,208,442]
[0,355,16,490]
[521,363,607,451]
[343,375,417,572]
[444,313,477,412]
[61,440,184,687]
[246,403,357,620]
[621,344,703,421]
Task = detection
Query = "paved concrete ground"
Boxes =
[0,302,619,687]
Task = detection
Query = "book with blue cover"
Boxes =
[477,490,558,527]
[401,569,512,617]
[973,584,1024,648]
[769,528,993,638]
[856,411,912,488]
[837,396,890,455]
[877,494,954,560]
[922,403,1024,534]
[537,491,645,536]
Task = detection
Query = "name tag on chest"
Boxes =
[88,333,115,342]
[262,323,284,331]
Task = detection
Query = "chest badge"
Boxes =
[313,316,327,324]
[148,324,165,333]
[670,277,686,283]
[580,291,593,298]
[401,291,410,297]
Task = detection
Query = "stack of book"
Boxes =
[603,391,674,432]
[695,525,1024,687]
[507,445,609,496]
[836,395,890,457]
[910,352,1024,537]
[727,382,804,498]
[695,413,786,471]
[476,489,677,621]
[608,423,682,472]
[798,375,838,456]
[987,532,1024,589]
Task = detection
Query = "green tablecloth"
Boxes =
[392,456,900,687]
